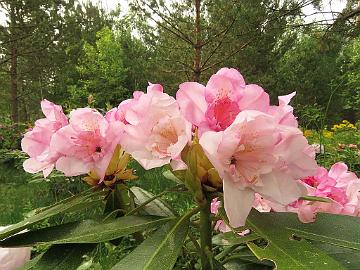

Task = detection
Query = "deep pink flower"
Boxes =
[200,110,317,227]
[21,100,68,177]
[50,108,123,180]
[177,68,270,134]
[289,162,360,223]
[121,83,192,170]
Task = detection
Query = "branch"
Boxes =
[200,18,236,48]
[135,0,194,45]
[200,19,236,68]
[201,39,252,72]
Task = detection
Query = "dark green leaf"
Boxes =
[246,210,346,270]
[0,188,108,240]
[212,231,261,246]
[312,242,360,270]
[32,244,96,270]
[162,170,183,184]
[111,208,195,270]
[18,254,44,270]
[130,186,176,217]
[252,211,360,250]
[0,215,173,247]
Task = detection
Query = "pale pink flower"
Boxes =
[289,162,360,223]
[210,198,230,232]
[105,91,143,124]
[200,110,317,227]
[0,226,31,270]
[267,92,298,127]
[176,68,270,134]
[50,108,123,180]
[211,195,271,233]
[253,193,272,212]
[21,100,68,177]
[121,83,192,170]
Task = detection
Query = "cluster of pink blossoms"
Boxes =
[211,161,360,232]
[21,67,359,228]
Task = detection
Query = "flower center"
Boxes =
[205,96,240,131]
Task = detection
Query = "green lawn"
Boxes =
[0,163,53,225]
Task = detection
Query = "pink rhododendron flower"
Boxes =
[120,83,192,170]
[0,226,31,270]
[267,92,298,127]
[177,68,270,134]
[200,110,317,227]
[50,108,123,180]
[211,195,271,232]
[289,162,360,223]
[21,100,68,177]
[177,67,299,134]
[105,91,143,124]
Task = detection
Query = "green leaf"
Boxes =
[246,210,346,270]
[299,196,332,203]
[111,208,195,270]
[252,211,360,250]
[32,244,96,270]
[104,184,131,215]
[285,213,360,250]
[18,254,44,270]
[212,231,261,246]
[0,188,108,240]
[0,215,173,247]
[162,170,184,184]
[312,242,360,270]
[130,186,176,217]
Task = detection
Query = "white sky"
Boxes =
[0,1,349,27]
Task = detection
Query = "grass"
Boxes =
[0,162,54,225]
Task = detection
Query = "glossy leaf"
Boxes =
[130,186,176,217]
[246,210,346,269]
[212,231,261,246]
[0,215,173,247]
[0,188,108,240]
[251,211,360,250]
[31,244,96,270]
[111,209,194,270]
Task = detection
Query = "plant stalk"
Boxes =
[199,196,212,269]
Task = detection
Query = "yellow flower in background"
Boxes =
[331,120,357,132]
[84,145,137,187]
[304,130,313,137]
[322,130,333,138]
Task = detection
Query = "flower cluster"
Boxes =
[288,162,360,222]
[22,67,359,228]
[331,120,357,132]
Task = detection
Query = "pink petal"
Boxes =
[223,179,255,227]
[55,157,90,176]
[176,82,207,126]
[254,170,306,205]
[238,84,270,112]
[147,83,163,94]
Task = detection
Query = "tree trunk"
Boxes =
[192,0,202,82]
[10,46,18,123]
[10,4,19,123]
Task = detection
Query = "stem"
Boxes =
[199,197,212,269]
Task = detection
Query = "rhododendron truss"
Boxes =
[7,67,359,270]
[286,162,360,222]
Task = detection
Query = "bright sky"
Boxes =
[0,1,349,27]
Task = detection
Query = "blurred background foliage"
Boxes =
[0,1,359,268]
